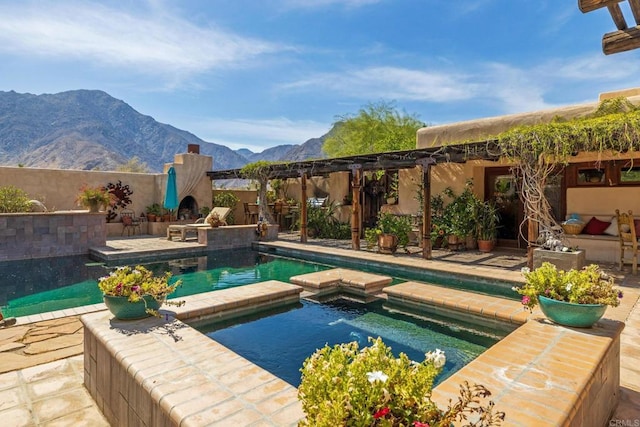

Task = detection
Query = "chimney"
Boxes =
[188,144,200,154]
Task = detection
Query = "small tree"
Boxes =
[0,186,32,213]
[323,101,425,157]
[116,156,150,173]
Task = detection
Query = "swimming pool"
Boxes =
[196,296,501,387]
[0,249,330,317]
[1,247,518,318]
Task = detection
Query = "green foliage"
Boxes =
[212,191,240,225]
[441,183,482,238]
[116,156,150,173]
[497,98,640,166]
[240,160,277,180]
[364,228,379,249]
[0,186,32,213]
[75,184,112,208]
[477,201,499,241]
[146,203,162,216]
[323,101,425,157]
[303,200,351,239]
[514,263,622,311]
[298,337,505,427]
[98,265,183,316]
[366,212,412,249]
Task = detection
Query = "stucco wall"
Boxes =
[0,152,213,221]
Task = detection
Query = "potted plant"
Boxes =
[513,262,623,327]
[371,212,412,254]
[98,265,184,320]
[476,201,499,252]
[76,184,112,213]
[145,203,162,222]
[299,337,505,426]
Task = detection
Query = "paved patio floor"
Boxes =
[1,234,639,426]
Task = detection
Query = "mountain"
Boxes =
[0,90,328,172]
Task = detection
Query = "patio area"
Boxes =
[1,234,639,425]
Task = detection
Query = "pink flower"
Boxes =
[373,407,390,419]
[131,285,141,293]
[544,289,550,295]
[521,295,530,305]
[115,283,123,294]
[413,422,430,427]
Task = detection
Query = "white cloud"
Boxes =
[186,117,331,152]
[543,54,640,81]
[280,66,478,102]
[0,1,287,79]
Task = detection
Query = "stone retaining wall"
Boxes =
[0,212,106,261]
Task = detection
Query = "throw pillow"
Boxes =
[583,216,610,235]
[122,215,133,226]
[603,217,619,236]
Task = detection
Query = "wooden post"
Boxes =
[417,158,435,259]
[300,171,308,243]
[349,165,362,250]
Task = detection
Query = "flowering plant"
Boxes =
[514,262,622,311]
[298,337,505,426]
[76,184,113,209]
[98,265,183,316]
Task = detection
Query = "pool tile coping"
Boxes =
[79,276,624,426]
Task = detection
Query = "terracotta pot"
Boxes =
[477,239,494,252]
[378,233,398,254]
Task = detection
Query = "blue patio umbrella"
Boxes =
[163,167,179,214]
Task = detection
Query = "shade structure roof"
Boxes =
[206,140,501,181]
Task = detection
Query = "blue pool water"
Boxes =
[1,247,517,318]
[0,249,330,317]
[197,296,500,387]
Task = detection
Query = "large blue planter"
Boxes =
[537,295,607,328]
[103,295,163,320]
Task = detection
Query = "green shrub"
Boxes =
[302,200,351,239]
[0,186,32,213]
[212,192,240,224]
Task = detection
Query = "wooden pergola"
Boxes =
[579,0,640,54]
[207,141,501,259]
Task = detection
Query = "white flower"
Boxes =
[366,371,388,383]
[566,282,573,291]
[425,349,446,369]
[511,286,518,292]
[521,267,530,274]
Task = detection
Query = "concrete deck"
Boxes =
[1,234,639,426]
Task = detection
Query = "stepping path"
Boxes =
[0,316,84,374]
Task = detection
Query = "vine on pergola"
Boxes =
[496,98,640,245]
[240,160,280,223]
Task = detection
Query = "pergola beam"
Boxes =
[579,0,626,13]
[603,25,640,54]
[629,0,640,24]
[609,3,628,29]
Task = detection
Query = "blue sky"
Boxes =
[1,0,639,153]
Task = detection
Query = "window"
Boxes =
[577,167,605,185]
[619,164,640,184]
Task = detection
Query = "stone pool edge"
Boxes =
[81,279,623,427]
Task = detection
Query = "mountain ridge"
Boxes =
[0,89,328,172]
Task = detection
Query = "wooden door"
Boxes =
[485,168,525,248]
